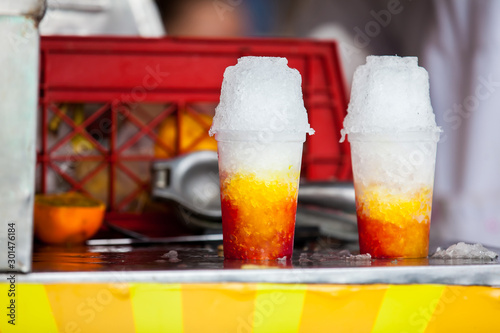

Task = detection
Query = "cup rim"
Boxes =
[347,130,441,143]
[214,130,307,143]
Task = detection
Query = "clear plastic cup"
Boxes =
[215,130,305,260]
[348,131,439,258]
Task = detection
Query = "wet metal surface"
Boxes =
[6,243,499,286]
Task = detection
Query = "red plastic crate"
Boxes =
[38,36,351,219]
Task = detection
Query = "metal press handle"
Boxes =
[152,156,186,189]
[151,153,222,221]
[152,165,170,189]
[298,182,356,213]
[151,159,178,201]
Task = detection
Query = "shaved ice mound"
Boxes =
[341,55,440,142]
[210,56,314,137]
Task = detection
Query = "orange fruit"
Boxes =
[154,111,217,158]
[34,192,105,244]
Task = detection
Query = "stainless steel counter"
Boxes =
[4,244,499,286]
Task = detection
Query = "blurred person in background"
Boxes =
[422,1,500,247]
[267,0,500,246]
[155,0,249,37]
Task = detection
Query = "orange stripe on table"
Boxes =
[298,284,388,333]
[424,286,500,333]
[181,283,257,333]
[45,283,135,333]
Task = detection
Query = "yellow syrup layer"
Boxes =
[220,169,299,259]
[221,169,299,206]
[356,184,433,226]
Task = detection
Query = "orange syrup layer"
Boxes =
[356,185,433,258]
[220,170,299,260]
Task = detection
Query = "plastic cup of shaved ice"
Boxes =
[210,56,314,260]
[341,56,441,259]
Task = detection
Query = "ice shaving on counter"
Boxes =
[343,56,441,258]
[432,242,498,260]
[210,57,313,260]
[300,251,372,263]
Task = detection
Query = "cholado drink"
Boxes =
[210,57,314,260]
[341,56,440,258]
